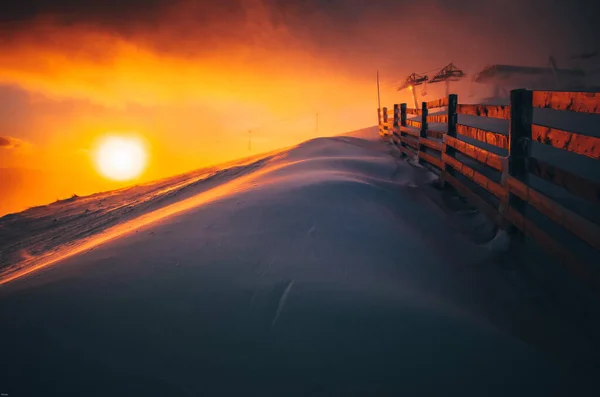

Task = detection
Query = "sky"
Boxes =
[1,0,599,215]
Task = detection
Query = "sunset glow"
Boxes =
[94,135,147,181]
[0,0,595,216]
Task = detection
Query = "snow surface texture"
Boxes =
[1,127,599,396]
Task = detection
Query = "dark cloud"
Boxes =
[0,0,598,104]
[0,0,167,23]
[0,136,30,150]
[2,0,598,55]
[3,0,597,37]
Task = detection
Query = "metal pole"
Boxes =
[377,70,381,110]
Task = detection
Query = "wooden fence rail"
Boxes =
[378,88,600,290]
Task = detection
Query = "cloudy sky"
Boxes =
[0,0,598,214]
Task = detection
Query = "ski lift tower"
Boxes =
[397,64,465,109]
[397,72,428,109]
[428,63,466,97]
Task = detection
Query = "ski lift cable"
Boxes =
[383,65,454,86]
[417,66,446,75]
[396,64,466,89]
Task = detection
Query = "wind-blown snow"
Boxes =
[0,127,598,396]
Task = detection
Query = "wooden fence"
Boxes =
[378,89,600,290]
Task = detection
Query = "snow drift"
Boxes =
[0,127,598,396]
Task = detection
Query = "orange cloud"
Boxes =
[0,3,366,112]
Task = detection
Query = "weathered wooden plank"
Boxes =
[443,172,503,225]
[420,137,444,152]
[442,153,506,199]
[532,91,600,114]
[406,108,422,116]
[529,158,600,204]
[444,135,504,171]
[426,97,448,109]
[418,151,443,169]
[504,207,596,287]
[406,119,422,129]
[426,114,449,123]
[399,126,420,137]
[456,104,511,120]
[426,129,444,139]
[398,134,420,150]
[392,133,407,149]
[397,143,417,158]
[506,176,600,251]
[456,124,509,149]
[531,124,600,160]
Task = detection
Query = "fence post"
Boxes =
[382,107,388,137]
[420,101,428,139]
[400,103,407,154]
[389,104,398,145]
[377,108,382,135]
[440,94,458,188]
[505,89,533,224]
[418,101,428,164]
[400,103,407,127]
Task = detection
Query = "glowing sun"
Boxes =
[94,135,147,181]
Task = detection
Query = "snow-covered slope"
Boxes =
[0,127,598,396]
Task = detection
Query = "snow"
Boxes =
[1,127,599,396]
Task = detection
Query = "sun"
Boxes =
[94,135,148,181]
